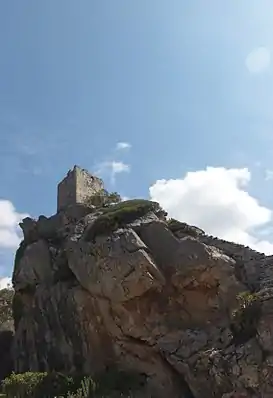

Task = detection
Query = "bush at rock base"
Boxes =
[2,372,80,398]
[2,372,47,397]
[1,368,145,398]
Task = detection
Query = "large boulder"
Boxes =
[12,201,273,397]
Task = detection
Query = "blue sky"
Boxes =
[2,1,273,281]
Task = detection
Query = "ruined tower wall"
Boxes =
[75,167,104,205]
[57,168,77,211]
[57,166,104,211]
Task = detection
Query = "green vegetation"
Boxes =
[1,368,145,397]
[0,288,13,327]
[1,372,91,398]
[65,377,95,398]
[84,187,167,239]
[85,199,164,240]
[85,189,122,208]
[231,291,262,344]
[2,372,49,398]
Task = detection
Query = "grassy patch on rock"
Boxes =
[85,199,163,240]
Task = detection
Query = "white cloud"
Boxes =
[0,200,28,249]
[149,167,273,254]
[0,277,11,290]
[95,160,130,184]
[116,142,131,150]
[111,161,130,174]
[245,47,271,74]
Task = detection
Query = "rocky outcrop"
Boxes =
[12,201,273,397]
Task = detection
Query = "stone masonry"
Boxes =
[57,165,104,211]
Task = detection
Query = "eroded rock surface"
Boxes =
[12,203,273,397]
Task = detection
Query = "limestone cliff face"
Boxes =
[12,202,273,398]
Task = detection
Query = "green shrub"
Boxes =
[231,291,262,344]
[2,372,76,398]
[2,369,145,398]
[85,199,163,239]
[34,372,75,397]
[85,189,122,208]
[66,377,96,398]
[0,288,14,326]
[2,371,47,398]
[66,368,144,397]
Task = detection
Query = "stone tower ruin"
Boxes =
[57,165,104,211]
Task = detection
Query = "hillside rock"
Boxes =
[12,201,273,397]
